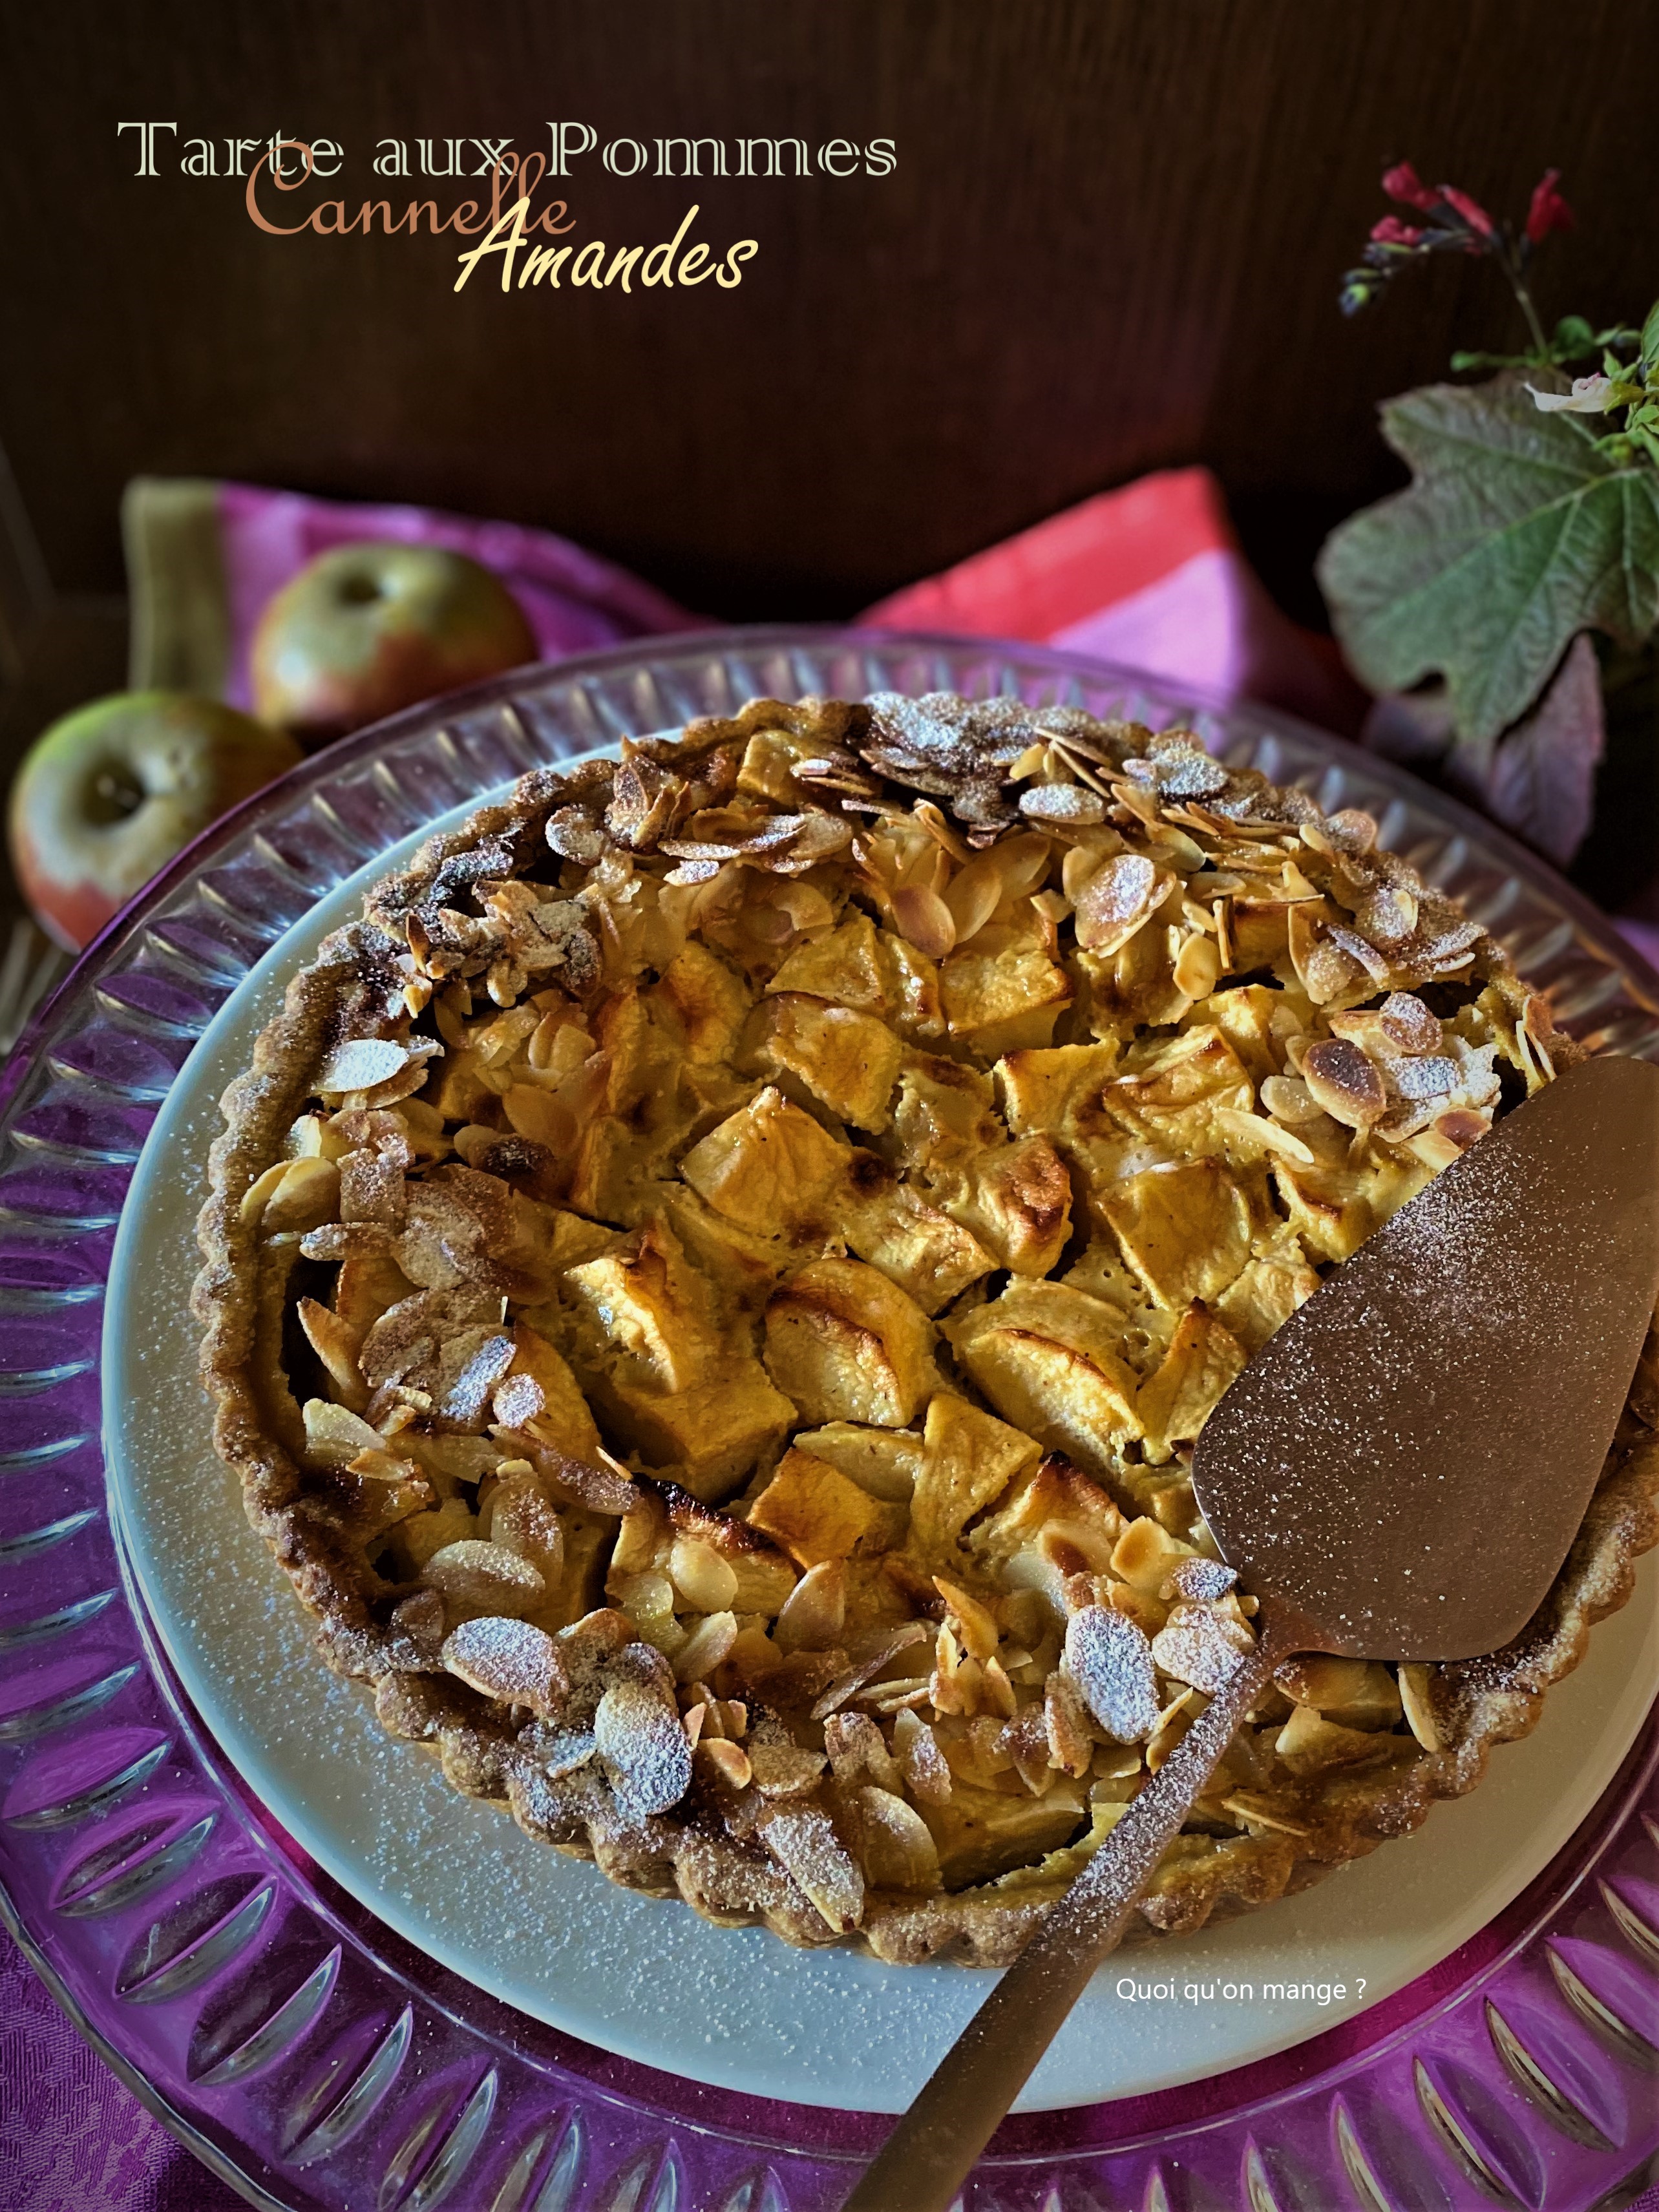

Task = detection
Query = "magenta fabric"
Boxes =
[212,480,700,713]
[4,478,1657,2207]
[1,1932,243,2210]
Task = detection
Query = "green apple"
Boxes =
[251,542,536,746]
[7,692,302,951]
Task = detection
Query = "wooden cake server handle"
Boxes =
[839,1605,1305,2212]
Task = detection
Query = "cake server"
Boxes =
[842,1051,1659,2212]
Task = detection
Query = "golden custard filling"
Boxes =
[196,693,1659,1963]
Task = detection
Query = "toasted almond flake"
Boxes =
[1215,1106,1316,1166]
[1020,783,1105,825]
[774,1560,846,1653]
[1324,808,1378,854]
[696,1738,753,1789]
[302,1396,385,1468]
[890,883,956,959]
[1061,843,1110,903]
[933,1575,999,1660]
[669,1536,739,1614]
[1258,1074,1322,1126]
[316,1038,414,1095]
[238,1160,291,1225]
[1399,1663,1441,1751]
[979,1654,1017,1718]
[1301,1037,1387,1128]
[1150,1601,1254,1694]
[298,1296,368,1409]
[1044,1671,1095,1777]
[1147,1688,1201,1771]
[1279,859,1322,901]
[814,1619,942,1716]
[1051,742,1113,797]
[672,1610,739,1683]
[1063,1605,1162,1742]
[747,1740,829,1797]
[893,1709,953,1804]
[912,799,974,861]
[249,1155,341,1234]
[942,850,1007,943]
[1172,932,1221,1000]
[1073,852,1168,954]
[760,1806,865,1932]
[442,1615,560,1712]
[856,1786,941,1890]
[422,1539,545,1617]
[825,1710,903,1793]
[856,1678,934,1714]
[1165,1558,1238,1602]
[1433,1106,1490,1150]
[595,1673,695,1818]
[1218,1791,1312,1838]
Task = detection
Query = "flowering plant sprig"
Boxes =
[1340,161,1574,354]
[1340,162,1659,459]
[1320,161,1659,866]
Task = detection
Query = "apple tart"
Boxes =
[195,695,1659,1964]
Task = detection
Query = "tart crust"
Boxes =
[195,696,1659,1964]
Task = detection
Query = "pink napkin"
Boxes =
[6,471,1655,2207]
[863,465,1371,739]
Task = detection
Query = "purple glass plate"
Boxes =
[1,627,1656,2212]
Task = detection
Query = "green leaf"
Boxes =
[1642,299,1659,371]
[1450,348,1533,372]
[1316,374,1659,748]
[1552,314,1596,357]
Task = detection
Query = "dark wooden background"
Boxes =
[1,0,1654,801]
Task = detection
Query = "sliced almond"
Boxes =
[421,1539,545,1618]
[594,1674,694,1817]
[1062,1605,1162,1742]
[747,1740,829,1798]
[297,1296,368,1410]
[892,1709,953,1804]
[856,1786,941,1890]
[760,1806,865,1932]
[1019,783,1104,826]
[668,1535,739,1614]
[1399,1662,1441,1751]
[695,1738,753,1789]
[442,1615,561,1714]
[933,1575,999,1661]
[251,1155,341,1234]
[1172,931,1221,1000]
[315,1037,415,1095]
[301,1396,385,1468]
[1301,1037,1387,1128]
[774,1559,846,1653]
[810,1621,931,1720]
[891,883,956,960]
[1072,853,1172,955]
[672,1610,739,1683]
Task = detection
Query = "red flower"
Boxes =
[1370,215,1424,247]
[1526,167,1574,244]
[1381,160,1438,211]
[1437,184,1495,238]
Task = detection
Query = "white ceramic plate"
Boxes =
[105,777,1659,2114]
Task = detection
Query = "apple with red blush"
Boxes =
[251,542,536,747]
[8,693,302,951]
